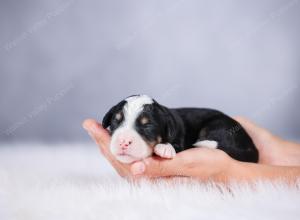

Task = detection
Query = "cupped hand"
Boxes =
[82,119,233,181]
[83,117,300,182]
[82,119,131,177]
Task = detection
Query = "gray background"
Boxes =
[0,0,299,143]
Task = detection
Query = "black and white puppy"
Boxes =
[102,95,259,164]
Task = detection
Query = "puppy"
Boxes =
[102,95,258,164]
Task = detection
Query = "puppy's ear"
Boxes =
[154,102,177,142]
[164,111,177,142]
[102,100,126,128]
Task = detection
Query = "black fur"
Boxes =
[173,108,258,162]
[102,100,126,130]
[102,97,259,163]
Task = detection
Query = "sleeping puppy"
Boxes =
[102,95,258,164]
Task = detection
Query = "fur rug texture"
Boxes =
[1,143,300,220]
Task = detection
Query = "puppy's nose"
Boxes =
[119,138,133,149]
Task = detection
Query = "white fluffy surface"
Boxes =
[1,143,300,220]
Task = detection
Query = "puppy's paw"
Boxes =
[154,143,176,159]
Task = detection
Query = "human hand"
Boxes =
[234,117,300,166]
[83,117,300,183]
[82,119,132,177]
[82,119,233,181]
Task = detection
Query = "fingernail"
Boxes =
[131,162,145,175]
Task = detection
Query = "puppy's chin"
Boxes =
[112,144,156,164]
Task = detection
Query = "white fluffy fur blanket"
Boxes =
[1,144,300,220]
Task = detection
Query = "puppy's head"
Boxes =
[102,95,176,163]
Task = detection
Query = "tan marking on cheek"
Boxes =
[140,117,149,124]
[115,113,122,120]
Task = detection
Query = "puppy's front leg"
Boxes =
[154,143,176,159]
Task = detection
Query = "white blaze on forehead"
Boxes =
[125,95,153,107]
[122,95,154,128]
[109,95,154,163]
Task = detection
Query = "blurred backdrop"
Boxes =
[0,0,299,143]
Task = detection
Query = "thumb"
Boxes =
[131,156,184,177]
[82,119,111,155]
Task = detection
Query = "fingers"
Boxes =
[82,119,115,161]
[82,119,111,154]
[82,118,131,177]
[82,120,181,178]
[82,119,111,145]
[131,156,184,178]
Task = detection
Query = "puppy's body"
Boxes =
[102,95,258,163]
[169,108,258,162]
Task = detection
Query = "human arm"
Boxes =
[82,117,300,183]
